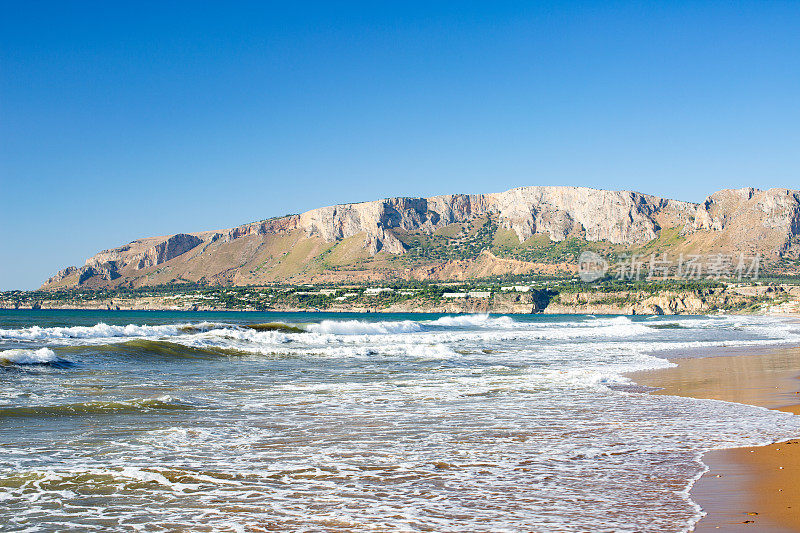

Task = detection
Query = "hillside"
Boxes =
[41,186,800,289]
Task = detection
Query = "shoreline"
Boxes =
[5,308,800,530]
[2,306,799,320]
[5,281,800,316]
[630,345,800,532]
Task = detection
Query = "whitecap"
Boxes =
[0,348,61,365]
[307,320,422,335]
[427,314,516,328]
[0,322,183,341]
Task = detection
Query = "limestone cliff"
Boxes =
[688,188,800,257]
[41,185,800,289]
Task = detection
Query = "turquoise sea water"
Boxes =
[2,309,800,532]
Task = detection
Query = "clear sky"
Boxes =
[1,1,799,290]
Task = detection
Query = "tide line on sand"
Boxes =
[630,346,800,533]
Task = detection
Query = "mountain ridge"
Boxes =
[42,185,800,289]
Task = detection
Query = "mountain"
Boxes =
[41,186,800,289]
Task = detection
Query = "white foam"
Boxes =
[307,319,422,335]
[427,314,516,328]
[4,310,800,533]
[0,322,183,342]
[200,327,294,344]
[119,466,191,490]
[0,348,60,365]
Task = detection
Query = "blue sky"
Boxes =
[1,1,799,289]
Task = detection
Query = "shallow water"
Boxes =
[2,310,800,532]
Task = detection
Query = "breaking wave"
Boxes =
[244,322,305,333]
[307,319,422,335]
[305,314,519,335]
[0,322,184,341]
[0,348,70,367]
[427,314,516,328]
[176,322,230,333]
[114,339,252,359]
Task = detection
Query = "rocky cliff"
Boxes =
[42,186,800,289]
[688,188,800,257]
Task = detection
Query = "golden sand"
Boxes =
[630,346,800,532]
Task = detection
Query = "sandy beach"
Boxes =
[631,345,800,532]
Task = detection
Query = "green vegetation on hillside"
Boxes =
[5,272,799,315]
[396,215,499,262]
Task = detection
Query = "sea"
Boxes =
[2,309,800,532]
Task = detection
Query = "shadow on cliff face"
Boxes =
[531,289,557,312]
[495,289,556,313]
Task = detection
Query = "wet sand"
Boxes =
[630,346,800,532]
